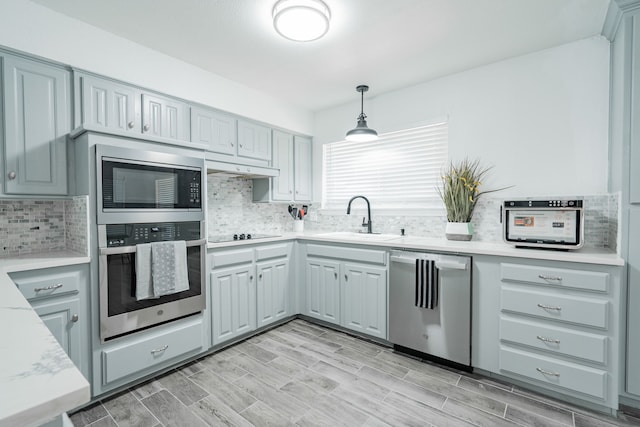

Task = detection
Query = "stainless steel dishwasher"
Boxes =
[389,250,471,367]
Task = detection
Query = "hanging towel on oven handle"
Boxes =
[415,258,439,309]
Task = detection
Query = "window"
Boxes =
[322,121,448,213]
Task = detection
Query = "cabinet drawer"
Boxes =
[209,248,254,268]
[501,263,609,292]
[499,346,607,399]
[255,243,290,261]
[306,244,386,265]
[501,287,608,329]
[12,269,81,300]
[102,320,203,384]
[499,317,607,364]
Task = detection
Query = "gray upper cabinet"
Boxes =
[631,13,640,205]
[293,135,312,202]
[271,130,295,200]
[78,73,140,134]
[254,131,312,203]
[2,55,70,195]
[237,119,271,161]
[142,93,190,141]
[191,106,236,155]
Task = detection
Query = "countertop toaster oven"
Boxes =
[502,199,584,250]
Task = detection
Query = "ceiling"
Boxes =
[31,0,610,112]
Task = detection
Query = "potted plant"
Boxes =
[438,158,505,241]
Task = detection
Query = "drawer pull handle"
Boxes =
[536,367,560,377]
[34,283,63,292]
[537,303,562,311]
[150,345,168,355]
[538,274,563,281]
[536,335,560,344]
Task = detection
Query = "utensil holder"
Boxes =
[294,220,304,233]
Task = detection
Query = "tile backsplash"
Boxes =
[207,175,620,251]
[0,178,618,256]
[0,197,88,257]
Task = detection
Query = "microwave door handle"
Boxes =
[99,238,206,255]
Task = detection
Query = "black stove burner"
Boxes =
[210,233,281,243]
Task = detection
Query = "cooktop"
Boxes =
[209,233,281,243]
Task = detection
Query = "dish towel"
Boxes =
[415,258,439,309]
[151,240,189,296]
[135,243,155,300]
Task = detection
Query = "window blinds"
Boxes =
[322,122,448,212]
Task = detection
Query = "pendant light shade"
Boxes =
[272,0,331,42]
[345,85,378,142]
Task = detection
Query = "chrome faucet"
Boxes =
[346,195,373,233]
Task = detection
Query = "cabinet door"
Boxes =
[80,74,139,134]
[342,263,387,339]
[33,297,82,371]
[210,264,256,345]
[271,130,294,201]
[3,56,70,195]
[294,136,313,202]
[305,258,340,325]
[631,14,640,204]
[142,93,190,141]
[628,208,640,395]
[191,107,236,155]
[256,257,290,328]
[237,120,271,161]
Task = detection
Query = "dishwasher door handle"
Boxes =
[390,254,469,270]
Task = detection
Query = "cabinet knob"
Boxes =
[239,144,243,148]
[250,275,254,281]
[345,274,348,281]
[231,143,234,147]
[127,121,135,129]
[259,273,262,280]
[143,124,150,132]
[71,314,79,323]
[334,272,337,279]
[7,171,16,180]
[289,190,293,194]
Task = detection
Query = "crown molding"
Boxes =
[603,0,640,41]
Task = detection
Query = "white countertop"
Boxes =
[0,252,91,427]
[208,231,624,266]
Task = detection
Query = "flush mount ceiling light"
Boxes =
[272,0,331,42]
[345,85,378,142]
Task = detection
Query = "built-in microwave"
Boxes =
[503,199,584,250]
[96,145,204,224]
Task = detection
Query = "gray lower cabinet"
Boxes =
[76,72,140,134]
[305,257,341,325]
[10,264,89,380]
[473,255,621,409]
[628,208,640,395]
[209,247,257,345]
[256,243,292,328]
[2,54,70,195]
[303,243,388,339]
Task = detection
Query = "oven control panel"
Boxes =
[105,221,201,247]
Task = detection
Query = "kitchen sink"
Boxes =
[314,231,402,242]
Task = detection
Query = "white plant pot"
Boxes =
[445,222,473,241]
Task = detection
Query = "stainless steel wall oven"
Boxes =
[98,221,206,341]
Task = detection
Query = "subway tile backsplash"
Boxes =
[0,197,88,257]
[207,176,619,251]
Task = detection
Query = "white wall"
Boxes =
[0,0,314,135]
[314,37,611,199]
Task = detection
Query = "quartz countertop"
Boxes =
[207,231,624,266]
[0,251,91,427]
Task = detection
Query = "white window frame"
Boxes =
[322,120,448,216]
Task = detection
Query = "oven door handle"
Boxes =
[99,238,207,255]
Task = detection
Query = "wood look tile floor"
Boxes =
[70,320,640,427]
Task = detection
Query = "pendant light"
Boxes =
[345,85,378,142]
[272,0,331,42]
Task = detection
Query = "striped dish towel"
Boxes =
[415,259,439,309]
